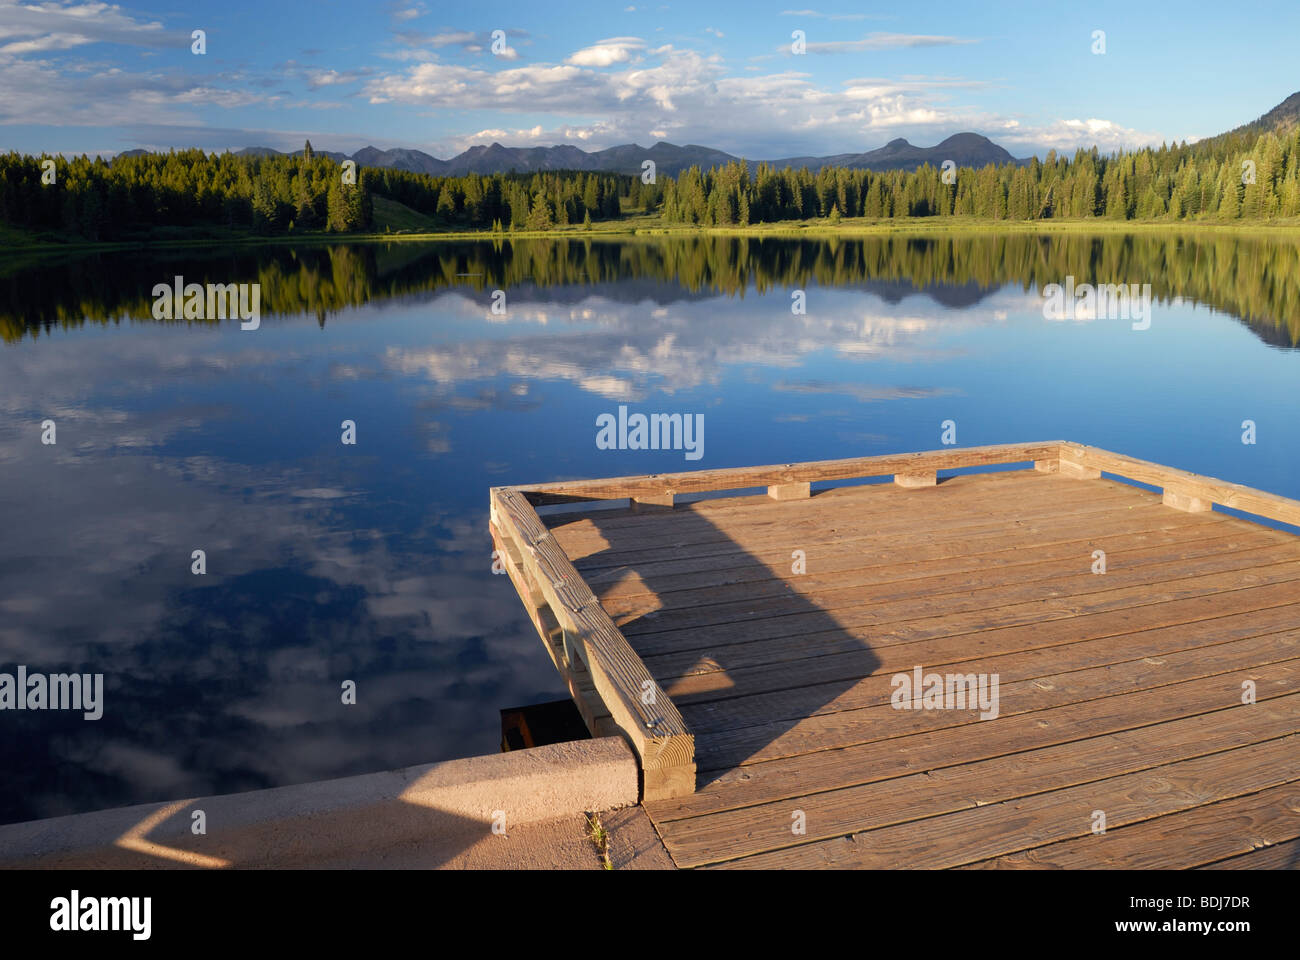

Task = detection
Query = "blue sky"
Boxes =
[1,0,1297,160]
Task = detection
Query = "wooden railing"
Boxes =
[1057,442,1300,527]
[516,440,1066,505]
[490,486,695,801]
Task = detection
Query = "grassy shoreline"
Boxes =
[6,212,1300,255]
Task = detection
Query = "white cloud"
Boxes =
[797,32,979,54]
[780,9,879,19]
[445,120,617,152]
[390,3,426,21]
[566,36,645,66]
[0,0,184,53]
[303,67,370,89]
[375,39,1173,159]
[394,28,526,59]
[0,31,92,54]
[365,50,1106,158]
[167,86,264,108]
[1004,117,1169,153]
[421,30,478,47]
[0,54,264,125]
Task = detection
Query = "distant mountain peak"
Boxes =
[1251,91,1300,130]
[1203,90,1300,147]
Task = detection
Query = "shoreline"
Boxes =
[7,215,1300,256]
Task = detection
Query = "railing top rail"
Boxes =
[489,486,693,771]
[507,440,1066,503]
[1061,442,1300,529]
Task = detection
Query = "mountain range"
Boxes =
[209,132,1020,178]
[117,91,1300,179]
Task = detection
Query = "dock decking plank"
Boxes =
[682,632,1300,755]
[555,484,1156,566]
[660,695,1300,868]
[607,538,1296,631]
[1203,836,1300,869]
[623,558,1300,658]
[706,736,1300,869]
[658,607,1300,709]
[592,523,1253,609]
[643,584,1300,684]
[961,782,1300,869]
[647,659,1300,820]
[549,470,1137,540]
[583,514,1236,601]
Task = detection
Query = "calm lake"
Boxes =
[1,232,1297,824]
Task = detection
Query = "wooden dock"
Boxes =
[490,442,1300,868]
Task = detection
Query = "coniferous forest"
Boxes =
[0,142,371,242]
[2,123,1299,243]
[657,127,1300,225]
[0,140,647,242]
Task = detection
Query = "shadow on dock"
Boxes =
[550,488,885,790]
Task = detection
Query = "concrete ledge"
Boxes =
[0,737,638,870]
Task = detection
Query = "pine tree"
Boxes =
[508,184,528,228]
[526,192,552,230]
[343,175,367,230]
[1219,177,1241,219]
[435,185,456,221]
[251,178,277,233]
[293,172,315,229]
[1105,177,1128,219]
[326,178,348,231]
